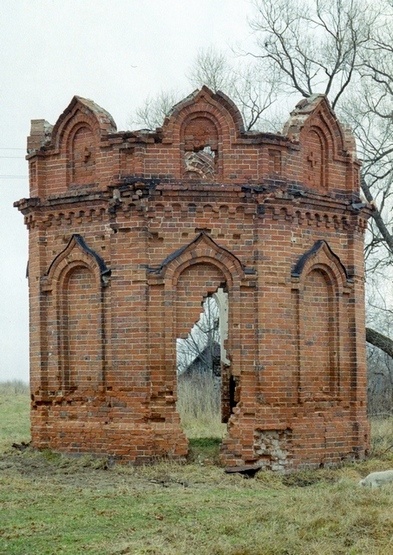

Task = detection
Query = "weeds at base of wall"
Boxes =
[177,373,227,440]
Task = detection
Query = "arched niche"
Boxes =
[41,235,110,391]
[154,233,244,361]
[283,95,352,193]
[304,127,328,190]
[182,114,220,180]
[156,232,244,287]
[49,96,117,187]
[51,96,116,151]
[67,123,96,185]
[44,234,111,288]
[291,241,352,403]
[58,262,101,391]
[302,267,335,398]
[161,87,245,180]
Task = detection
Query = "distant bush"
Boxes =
[0,380,29,396]
[370,417,393,457]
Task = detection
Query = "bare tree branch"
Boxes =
[367,327,393,359]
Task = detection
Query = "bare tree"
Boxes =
[365,284,393,414]
[129,47,280,132]
[344,2,393,271]
[337,0,393,380]
[128,89,181,130]
[187,47,235,94]
[249,0,375,108]
[367,345,393,415]
[188,47,278,131]
[248,0,393,366]
[177,296,220,377]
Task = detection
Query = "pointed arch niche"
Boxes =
[67,123,96,185]
[304,127,328,190]
[182,114,220,180]
[161,87,245,181]
[291,241,353,404]
[41,235,110,392]
[283,95,355,194]
[49,96,117,189]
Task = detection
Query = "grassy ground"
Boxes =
[177,374,226,440]
[1,381,393,555]
[0,381,30,452]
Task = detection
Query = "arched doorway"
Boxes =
[176,287,232,442]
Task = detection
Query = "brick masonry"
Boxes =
[15,87,371,469]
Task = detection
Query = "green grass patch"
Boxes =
[188,436,222,464]
[0,381,30,451]
[1,384,393,554]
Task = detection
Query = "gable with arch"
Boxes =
[48,97,116,189]
[160,87,245,180]
[283,95,359,194]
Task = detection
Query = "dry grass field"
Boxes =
[1,380,393,555]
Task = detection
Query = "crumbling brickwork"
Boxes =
[16,87,371,469]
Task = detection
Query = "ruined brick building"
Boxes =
[15,87,371,470]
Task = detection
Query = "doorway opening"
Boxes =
[176,288,231,444]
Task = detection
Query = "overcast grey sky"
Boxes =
[0,0,256,382]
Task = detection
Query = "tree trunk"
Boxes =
[366,327,393,359]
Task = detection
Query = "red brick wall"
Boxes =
[61,265,100,390]
[302,269,334,399]
[15,88,371,469]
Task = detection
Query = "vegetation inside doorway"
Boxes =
[176,291,228,447]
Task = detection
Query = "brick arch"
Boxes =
[284,95,346,158]
[160,232,244,287]
[161,87,244,179]
[51,96,116,152]
[292,241,352,403]
[58,263,101,391]
[150,233,245,417]
[163,87,244,141]
[41,235,109,392]
[182,113,220,151]
[283,95,353,194]
[162,235,244,348]
[303,126,328,191]
[180,111,221,179]
[45,234,110,290]
[66,122,96,185]
[301,267,336,400]
[160,236,246,432]
[46,97,116,188]
[292,240,349,290]
[175,261,226,340]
